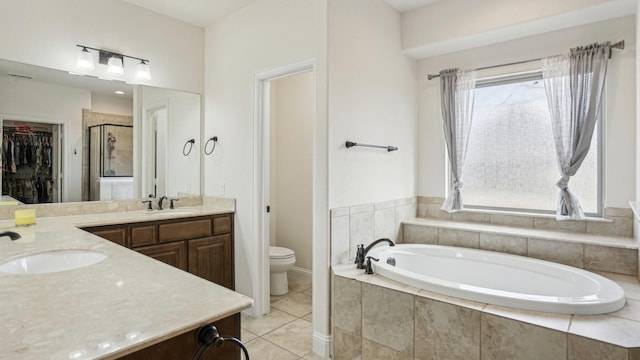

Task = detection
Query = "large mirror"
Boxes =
[0,59,201,204]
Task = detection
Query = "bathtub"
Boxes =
[366,244,626,315]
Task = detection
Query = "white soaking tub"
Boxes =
[366,244,625,315]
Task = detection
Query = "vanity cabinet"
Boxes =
[82,213,239,360]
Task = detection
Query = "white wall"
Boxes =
[328,0,418,209]
[204,0,317,307]
[0,0,204,93]
[91,93,133,116]
[0,75,90,202]
[270,72,314,271]
[139,87,201,198]
[417,16,636,209]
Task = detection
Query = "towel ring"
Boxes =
[205,136,218,155]
[183,138,195,156]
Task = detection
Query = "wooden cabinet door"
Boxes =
[136,242,187,271]
[83,225,126,247]
[188,234,233,289]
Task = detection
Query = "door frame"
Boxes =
[253,59,315,316]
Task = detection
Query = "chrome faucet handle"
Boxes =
[365,256,379,275]
[141,200,153,211]
[169,198,179,209]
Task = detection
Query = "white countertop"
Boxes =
[0,206,252,360]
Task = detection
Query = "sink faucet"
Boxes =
[158,196,168,210]
[355,238,394,269]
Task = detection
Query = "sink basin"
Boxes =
[0,249,107,275]
[152,209,196,217]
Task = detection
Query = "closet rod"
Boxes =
[426,40,625,81]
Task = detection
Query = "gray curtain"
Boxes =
[440,69,477,212]
[542,42,610,220]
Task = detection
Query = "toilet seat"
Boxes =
[270,246,295,259]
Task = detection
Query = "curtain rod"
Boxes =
[426,40,625,81]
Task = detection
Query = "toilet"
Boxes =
[269,246,296,296]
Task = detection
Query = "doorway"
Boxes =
[142,103,168,198]
[254,60,315,317]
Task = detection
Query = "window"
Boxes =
[462,73,601,215]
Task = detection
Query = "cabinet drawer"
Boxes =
[84,225,126,247]
[213,215,232,235]
[158,218,212,243]
[136,242,187,271]
[130,224,157,248]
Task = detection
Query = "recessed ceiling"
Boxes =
[120,0,440,28]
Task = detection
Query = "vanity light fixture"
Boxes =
[107,55,124,76]
[76,46,95,71]
[75,44,152,81]
[136,60,151,81]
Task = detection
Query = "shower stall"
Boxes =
[87,123,133,201]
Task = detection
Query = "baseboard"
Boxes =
[289,266,312,283]
[312,331,332,358]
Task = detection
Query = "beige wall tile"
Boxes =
[481,313,567,360]
[478,233,527,256]
[568,334,629,360]
[490,214,534,228]
[417,196,443,204]
[395,204,417,243]
[629,348,640,360]
[350,211,374,257]
[452,211,491,224]
[375,207,395,242]
[527,238,584,268]
[350,203,374,215]
[403,224,438,244]
[417,203,451,220]
[587,217,633,237]
[534,217,586,233]
[605,207,633,218]
[439,229,479,248]
[331,215,350,265]
[333,327,361,360]
[584,245,638,276]
[331,207,350,218]
[375,200,395,210]
[362,283,414,354]
[415,297,480,360]
[333,275,362,336]
[362,338,412,360]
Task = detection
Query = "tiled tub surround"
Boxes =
[0,203,248,359]
[330,197,417,265]
[333,265,640,360]
[407,197,638,277]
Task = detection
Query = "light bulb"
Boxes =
[107,56,124,76]
[76,47,95,71]
[136,60,151,81]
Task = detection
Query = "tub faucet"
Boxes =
[365,256,379,274]
[157,196,168,210]
[355,238,395,269]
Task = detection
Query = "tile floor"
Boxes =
[241,276,327,360]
